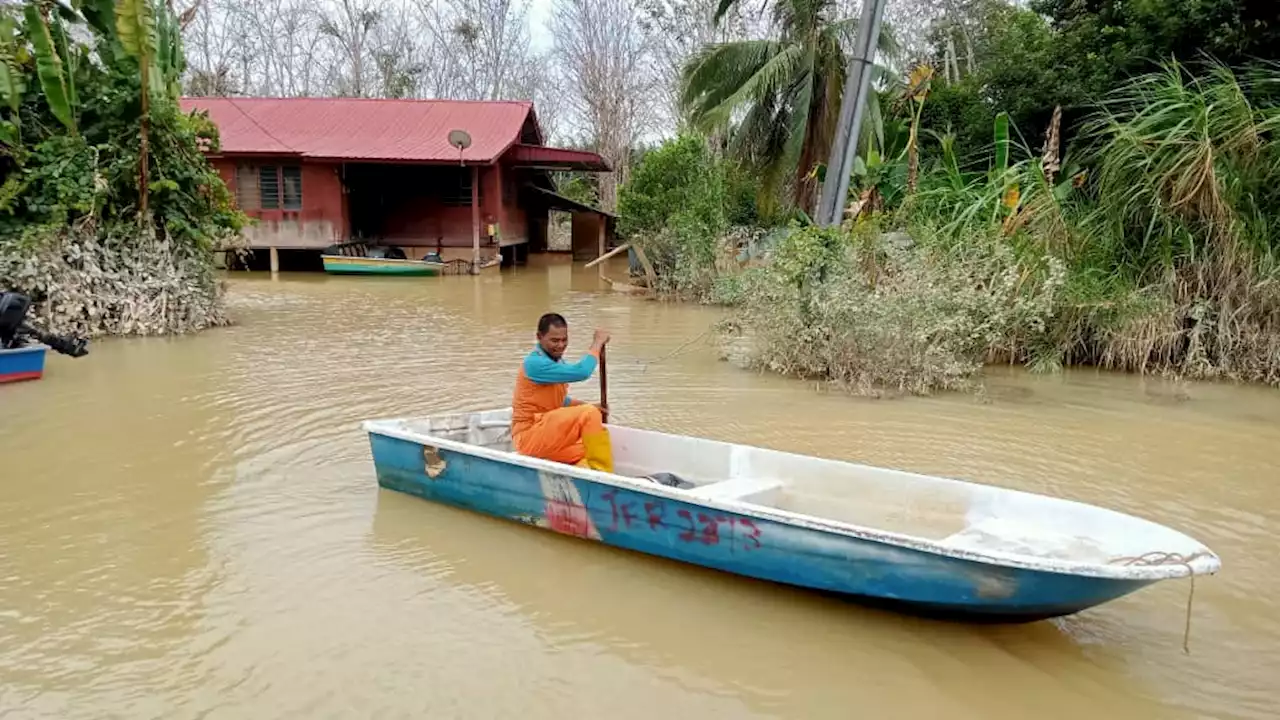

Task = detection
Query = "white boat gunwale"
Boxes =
[362,412,1221,583]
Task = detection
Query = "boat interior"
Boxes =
[371,409,1215,570]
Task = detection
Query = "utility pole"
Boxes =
[815,0,889,227]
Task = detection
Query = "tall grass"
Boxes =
[714,60,1280,394]
[1073,60,1280,384]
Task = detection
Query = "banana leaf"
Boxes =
[22,3,76,133]
[51,12,77,111]
[115,0,157,63]
[0,15,24,113]
[74,0,118,40]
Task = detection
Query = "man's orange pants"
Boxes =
[513,404,613,472]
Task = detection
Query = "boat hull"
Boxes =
[367,431,1152,622]
[321,255,443,276]
[0,345,46,384]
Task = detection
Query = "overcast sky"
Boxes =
[527,0,554,52]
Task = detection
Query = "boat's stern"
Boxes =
[0,344,47,384]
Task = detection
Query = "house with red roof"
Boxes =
[180,96,613,270]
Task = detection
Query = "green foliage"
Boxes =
[0,134,100,225]
[0,14,22,148]
[727,222,1067,395]
[770,222,845,290]
[675,1,1280,392]
[619,135,721,238]
[1080,59,1280,273]
[23,3,75,133]
[991,112,1008,177]
[78,0,120,41]
[619,135,737,297]
[0,15,23,114]
[1031,0,1280,105]
[554,172,597,207]
[115,0,157,65]
[765,60,1280,391]
[0,0,245,336]
[922,0,1280,161]
[153,0,186,99]
[679,0,898,213]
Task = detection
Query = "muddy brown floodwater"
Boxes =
[2,256,1278,719]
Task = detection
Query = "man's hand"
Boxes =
[591,328,611,352]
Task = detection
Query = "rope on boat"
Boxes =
[1108,551,1208,655]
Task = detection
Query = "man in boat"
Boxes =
[511,313,613,473]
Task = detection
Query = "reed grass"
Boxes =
[709,60,1280,394]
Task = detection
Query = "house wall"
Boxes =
[483,164,528,246]
[213,158,347,249]
[216,158,536,255]
[350,165,527,255]
[571,212,605,262]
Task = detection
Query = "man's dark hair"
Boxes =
[537,312,568,335]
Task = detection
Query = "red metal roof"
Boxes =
[180,97,588,165]
[505,144,610,171]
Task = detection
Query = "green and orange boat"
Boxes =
[321,241,445,276]
[320,241,501,276]
[321,254,446,276]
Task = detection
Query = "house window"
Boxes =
[252,164,302,211]
[258,165,280,209]
[235,164,260,210]
[282,166,302,210]
[441,167,479,206]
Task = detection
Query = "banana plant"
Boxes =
[114,0,160,217]
[154,1,185,100]
[22,1,77,133]
[0,14,25,148]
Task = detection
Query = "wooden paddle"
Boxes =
[599,342,609,423]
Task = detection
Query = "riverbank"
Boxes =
[691,218,1280,398]
[0,225,235,338]
[621,62,1280,397]
[0,2,244,340]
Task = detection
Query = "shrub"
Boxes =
[725,223,1067,396]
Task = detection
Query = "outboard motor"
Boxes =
[0,292,90,357]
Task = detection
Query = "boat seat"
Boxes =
[685,476,783,503]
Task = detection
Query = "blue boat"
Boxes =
[364,409,1221,622]
[0,344,47,384]
[0,291,90,382]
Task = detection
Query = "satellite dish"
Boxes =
[448,129,472,151]
[448,129,472,167]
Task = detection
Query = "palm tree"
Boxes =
[680,0,897,214]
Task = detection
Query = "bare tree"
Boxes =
[636,0,760,131]
[412,0,538,100]
[181,0,333,97]
[551,0,658,211]
[368,2,426,98]
[506,51,562,141]
[316,0,387,97]
[179,0,242,95]
[178,0,579,146]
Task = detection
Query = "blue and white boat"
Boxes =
[363,408,1221,622]
[0,344,47,384]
